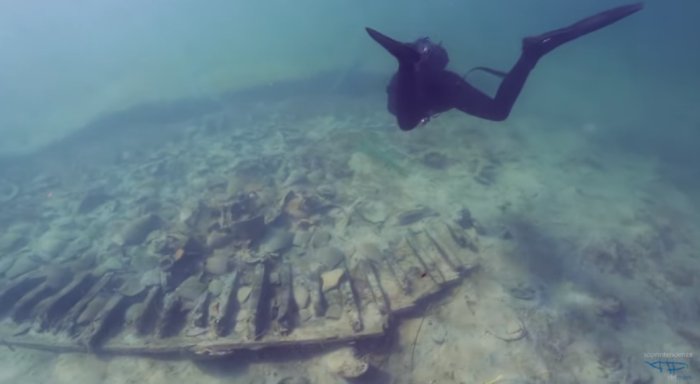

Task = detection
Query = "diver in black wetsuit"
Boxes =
[366,3,644,131]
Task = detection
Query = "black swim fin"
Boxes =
[524,2,644,58]
[366,28,421,67]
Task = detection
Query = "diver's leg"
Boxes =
[457,2,643,121]
[455,56,535,121]
[453,79,510,121]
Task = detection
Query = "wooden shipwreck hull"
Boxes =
[0,189,480,358]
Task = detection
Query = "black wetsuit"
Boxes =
[367,2,644,131]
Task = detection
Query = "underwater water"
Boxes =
[1,0,699,383]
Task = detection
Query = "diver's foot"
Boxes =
[523,2,644,58]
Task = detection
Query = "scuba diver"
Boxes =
[366,2,644,131]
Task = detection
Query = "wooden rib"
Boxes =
[212,270,238,337]
[405,233,447,284]
[189,290,209,329]
[393,236,441,296]
[381,251,410,294]
[245,263,267,340]
[33,272,92,331]
[156,292,181,338]
[349,261,385,314]
[409,230,460,282]
[426,221,478,269]
[1,320,386,357]
[11,281,54,322]
[273,263,294,335]
[373,258,412,313]
[59,272,113,334]
[359,261,389,315]
[424,222,463,268]
[307,275,324,318]
[338,272,363,332]
[0,219,481,358]
[133,286,161,335]
[78,293,125,351]
[0,272,45,317]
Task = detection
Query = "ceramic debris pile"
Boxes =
[0,110,481,358]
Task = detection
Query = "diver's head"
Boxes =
[411,37,449,69]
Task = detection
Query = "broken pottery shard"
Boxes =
[395,206,438,226]
[119,214,162,246]
[309,228,331,249]
[293,278,314,323]
[488,316,526,342]
[316,184,336,199]
[205,252,230,275]
[118,276,148,298]
[77,188,112,214]
[237,286,252,303]
[358,201,388,224]
[322,347,370,379]
[0,178,19,203]
[230,215,266,243]
[293,284,309,309]
[259,228,293,256]
[357,242,383,262]
[321,268,345,292]
[34,230,73,261]
[178,200,204,228]
[322,288,343,320]
[206,231,233,250]
[316,246,345,269]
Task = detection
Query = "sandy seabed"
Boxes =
[0,90,698,384]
